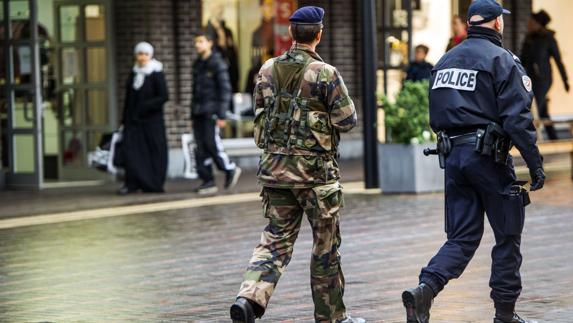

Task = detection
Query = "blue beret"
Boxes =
[289,6,324,25]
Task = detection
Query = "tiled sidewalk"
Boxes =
[0,177,571,322]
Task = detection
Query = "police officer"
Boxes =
[230,6,365,323]
[402,1,545,323]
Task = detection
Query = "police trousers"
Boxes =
[420,144,526,305]
[237,183,347,322]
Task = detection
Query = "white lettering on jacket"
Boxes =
[432,68,478,91]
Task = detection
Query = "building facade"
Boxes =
[0,0,538,190]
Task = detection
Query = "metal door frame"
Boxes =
[378,0,413,95]
[53,0,115,180]
[2,0,44,189]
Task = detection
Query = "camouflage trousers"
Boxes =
[237,182,347,323]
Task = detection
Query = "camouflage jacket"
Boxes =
[253,44,357,188]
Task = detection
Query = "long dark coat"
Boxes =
[122,69,169,192]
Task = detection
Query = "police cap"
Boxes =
[467,0,511,26]
[289,6,324,25]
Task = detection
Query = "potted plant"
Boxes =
[378,81,444,193]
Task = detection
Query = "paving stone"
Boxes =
[0,177,571,322]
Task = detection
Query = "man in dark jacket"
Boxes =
[521,10,569,140]
[405,44,434,82]
[191,31,241,194]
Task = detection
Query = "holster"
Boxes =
[423,131,451,169]
[474,122,511,165]
[510,181,531,207]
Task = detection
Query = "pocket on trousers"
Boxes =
[261,189,271,219]
[311,182,344,219]
[501,193,525,235]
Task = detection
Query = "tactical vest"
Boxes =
[253,51,337,156]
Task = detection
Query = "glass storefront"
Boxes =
[201,0,297,139]
[1,0,114,189]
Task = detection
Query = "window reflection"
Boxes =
[86,90,107,126]
[86,47,106,83]
[60,6,80,42]
[85,5,106,42]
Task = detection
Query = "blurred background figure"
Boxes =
[119,42,169,195]
[191,31,241,195]
[205,1,240,93]
[405,44,433,82]
[446,15,467,51]
[521,9,570,140]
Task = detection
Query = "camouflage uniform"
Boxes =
[237,44,357,323]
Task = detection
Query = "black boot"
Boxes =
[193,180,218,195]
[494,303,538,323]
[230,297,256,323]
[493,314,538,323]
[402,283,434,323]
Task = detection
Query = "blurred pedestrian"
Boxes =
[402,1,544,322]
[521,9,570,140]
[119,42,169,195]
[405,44,433,82]
[230,6,365,323]
[191,31,241,195]
[446,15,467,51]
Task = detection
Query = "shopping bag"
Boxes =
[181,133,198,179]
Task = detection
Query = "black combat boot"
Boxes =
[494,303,538,323]
[402,283,434,323]
[493,314,538,323]
[230,297,256,323]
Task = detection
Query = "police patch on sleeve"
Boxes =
[522,75,532,92]
[432,68,478,91]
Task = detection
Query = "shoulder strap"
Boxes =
[271,52,315,97]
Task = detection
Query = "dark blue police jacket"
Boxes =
[429,26,542,171]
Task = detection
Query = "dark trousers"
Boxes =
[420,145,525,304]
[192,117,235,182]
[533,80,557,140]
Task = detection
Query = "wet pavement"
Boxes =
[0,176,572,322]
[0,159,363,220]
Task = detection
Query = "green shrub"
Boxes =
[380,80,433,145]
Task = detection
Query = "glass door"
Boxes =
[1,0,44,189]
[54,0,112,180]
[378,0,413,95]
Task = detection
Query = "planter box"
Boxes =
[378,143,444,194]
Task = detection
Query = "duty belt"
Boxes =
[424,122,511,168]
[450,132,478,146]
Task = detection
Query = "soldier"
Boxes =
[230,6,365,323]
[402,1,544,323]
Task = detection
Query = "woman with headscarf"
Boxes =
[119,42,169,195]
[521,10,570,140]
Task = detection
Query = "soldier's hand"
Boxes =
[216,119,227,128]
[529,168,546,191]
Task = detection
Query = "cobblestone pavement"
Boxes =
[0,177,572,322]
